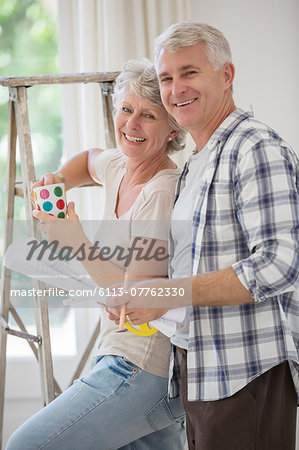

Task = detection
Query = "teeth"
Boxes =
[125,134,146,142]
[176,98,197,107]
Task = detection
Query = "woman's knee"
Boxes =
[5,422,36,450]
[5,406,52,450]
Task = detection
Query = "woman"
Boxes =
[6,59,186,450]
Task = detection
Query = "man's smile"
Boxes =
[174,98,198,107]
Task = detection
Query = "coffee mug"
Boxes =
[33,183,67,218]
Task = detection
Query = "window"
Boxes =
[1,1,98,397]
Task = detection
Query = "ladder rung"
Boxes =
[0,314,41,344]
[0,72,120,87]
[15,187,24,197]
[2,179,24,198]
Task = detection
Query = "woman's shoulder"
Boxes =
[144,167,181,195]
[94,148,126,182]
[96,147,125,165]
[131,168,181,231]
[133,167,181,216]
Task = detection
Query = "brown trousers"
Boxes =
[180,355,297,450]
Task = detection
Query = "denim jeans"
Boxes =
[6,355,186,450]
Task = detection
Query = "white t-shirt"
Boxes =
[170,146,211,349]
[92,148,181,377]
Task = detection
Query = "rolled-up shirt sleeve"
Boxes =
[232,140,299,302]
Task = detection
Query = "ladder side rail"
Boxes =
[8,307,62,395]
[100,82,117,149]
[13,86,55,405]
[0,99,18,449]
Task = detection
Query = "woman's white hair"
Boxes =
[154,22,232,70]
[112,58,186,154]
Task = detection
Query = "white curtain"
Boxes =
[57,0,192,220]
[55,0,193,340]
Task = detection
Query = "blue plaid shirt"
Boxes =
[169,107,299,402]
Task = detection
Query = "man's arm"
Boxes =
[107,266,253,325]
[192,266,253,306]
[108,138,299,323]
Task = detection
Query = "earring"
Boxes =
[168,137,172,142]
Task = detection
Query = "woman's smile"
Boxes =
[123,133,146,143]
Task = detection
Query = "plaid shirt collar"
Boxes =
[174,107,253,205]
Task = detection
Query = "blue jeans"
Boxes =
[6,355,186,449]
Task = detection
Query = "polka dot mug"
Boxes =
[33,183,67,218]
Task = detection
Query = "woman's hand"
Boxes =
[30,172,64,207]
[105,306,169,326]
[105,307,121,325]
[32,201,86,250]
[105,279,170,326]
[107,277,191,309]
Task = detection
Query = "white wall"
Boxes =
[190,1,298,447]
[190,0,299,153]
[3,1,298,447]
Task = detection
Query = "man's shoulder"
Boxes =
[214,108,287,151]
[239,115,279,137]
[225,111,294,157]
[231,112,280,141]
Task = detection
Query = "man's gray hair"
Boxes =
[154,22,232,70]
[112,58,186,154]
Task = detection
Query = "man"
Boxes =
[108,22,299,449]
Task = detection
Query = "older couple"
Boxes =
[7,22,299,450]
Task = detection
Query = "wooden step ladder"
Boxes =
[0,71,119,449]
